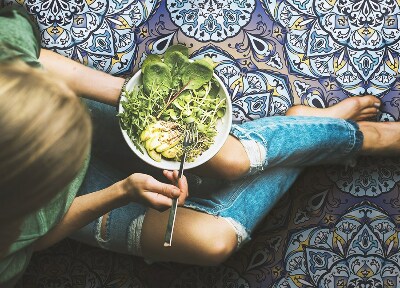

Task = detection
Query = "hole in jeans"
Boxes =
[100,212,110,241]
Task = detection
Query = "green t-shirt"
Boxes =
[0,6,41,67]
[0,6,89,286]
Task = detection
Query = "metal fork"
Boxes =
[164,122,198,247]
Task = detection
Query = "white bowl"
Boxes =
[119,69,232,170]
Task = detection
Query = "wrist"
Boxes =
[116,76,132,110]
[113,179,132,206]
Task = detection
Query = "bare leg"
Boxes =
[192,136,249,180]
[286,96,380,121]
[141,207,237,266]
[198,119,400,180]
[140,103,400,267]
[358,121,400,155]
[194,96,383,180]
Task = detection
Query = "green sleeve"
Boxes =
[0,155,90,286]
[0,247,32,286]
[0,6,41,67]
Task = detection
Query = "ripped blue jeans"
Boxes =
[70,100,362,253]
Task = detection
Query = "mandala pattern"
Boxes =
[273,203,400,288]
[166,0,256,42]
[4,0,160,75]
[261,0,400,96]
[2,1,400,287]
[327,157,400,197]
[192,45,293,123]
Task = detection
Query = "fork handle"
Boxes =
[164,197,178,247]
[164,151,186,246]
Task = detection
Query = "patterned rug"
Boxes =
[2,0,400,287]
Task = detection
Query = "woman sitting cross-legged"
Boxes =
[2,7,400,287]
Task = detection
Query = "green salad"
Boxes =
[118,44,227,162]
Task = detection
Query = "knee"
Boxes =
[199,232,237,266]
[218,154,249,181]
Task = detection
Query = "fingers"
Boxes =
[163,170,189,205]
[176,175,189,204]
[163,170,176,182]
[146,176,181,199]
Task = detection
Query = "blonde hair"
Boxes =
[0,61,92,255]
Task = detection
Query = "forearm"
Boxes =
[39,49,125,106]
[32,181,129,251]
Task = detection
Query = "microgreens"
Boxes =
[118,44,226,162]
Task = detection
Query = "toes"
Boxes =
[356,114,378,121]
[361,113,378,119]
[360,95,381,108]
[361,107,380,115]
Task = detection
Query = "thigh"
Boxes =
[230,116,363,168]
[141,166,302,264]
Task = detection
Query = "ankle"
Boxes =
[286,105,307,116]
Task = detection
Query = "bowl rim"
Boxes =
[118,69,232,170]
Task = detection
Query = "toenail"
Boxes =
[374,102,381,108]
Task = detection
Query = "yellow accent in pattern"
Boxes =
[298,53,311,67]
[334,57,346,72]
[47,26,63,38]
[266,82,280,97]
[325,0,337,6]
[356,264,374,278]
[108,17,131,29]
[111,52,125,66]
[293,237,309,252]
[117,17,131,29]
[289,275,309,286]
[386,56,399,71]
[231,77,243,93]
[290,17,308,31]
[332,231,346,252]
[385,232,399,251]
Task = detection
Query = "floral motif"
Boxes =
[3,1,400,287]
[192,45,293,122]
[261,0,400,96]
[327,157,400,197]
[166,0,256,42]
[4,0,160,75]
[273,203,400,288]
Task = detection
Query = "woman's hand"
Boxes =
[122,171,188,211]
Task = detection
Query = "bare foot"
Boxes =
[359,121,400,155]
[286,96,381,121]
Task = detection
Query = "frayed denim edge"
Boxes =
[127,214,145,256]
[95,215,110,249]
[223,217,251,250]
[343,120,364,168]
[230,124,268,176]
